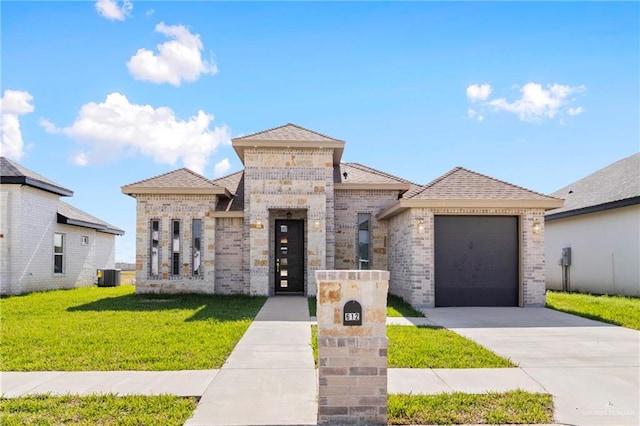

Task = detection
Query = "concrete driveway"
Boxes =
[424,307,640,426]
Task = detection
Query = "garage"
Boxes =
[434,215,519,307]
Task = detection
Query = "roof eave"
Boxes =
[57,214,125,235]
[335,183,411,192]
[1,176,73,197]
[545,196,640,221]
[378,198,565,220]
[121,186,229,197]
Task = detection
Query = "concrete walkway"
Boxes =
[3,301,636,425]
[423,307,640,426]
[184,296,318,426]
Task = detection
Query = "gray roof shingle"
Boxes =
[0,156,73,196]
[409,167,558,201]
[234,123,343,142]
[58,201,125,235]
[122,168,223,190]
[547,152,640,216]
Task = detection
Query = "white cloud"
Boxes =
[467,108,483,122]
[487,82,586,122]
[466,84,492,102]
[1,90,35,161]
[567,106,584,116]
[127,22,217,86]
[40,92,230,174]
[95,0,132,21]
[214,158,231,177]
[146,9,154,17]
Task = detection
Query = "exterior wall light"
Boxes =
[417,219,425,234]
[532,218,542,235]
[314,217,321,230]
[256,216,264,229]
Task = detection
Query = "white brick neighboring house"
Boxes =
[122,124,563,308]
[545,153,640,297]
[0,157,124,295]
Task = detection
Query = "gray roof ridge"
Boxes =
[342,162,418,186]
[234,123,343,142]
[211,169,244,184]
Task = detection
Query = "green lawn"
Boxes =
[0,394,197,426]
[307,294,423,318]
[311,325,514,368]
[546,291,640,330]
[388,391,554,425]
[0,285,265,371]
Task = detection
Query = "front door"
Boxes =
[275,220,304,294]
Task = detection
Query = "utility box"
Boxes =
[97,269,121,287]
[560,247,572,266]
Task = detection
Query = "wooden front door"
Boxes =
[275,220,304,294]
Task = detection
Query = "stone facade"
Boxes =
[123,124,561,307]
[316,270,389,425]
[243,148,335,296]
[134,194,216,294]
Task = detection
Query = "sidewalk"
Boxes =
[1,299,552,425]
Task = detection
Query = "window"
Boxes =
[172,220,181,276]
[81,236,89,245]
[54,233,64,274]
[192,219,202,277]
[357,213,371,270]
[150,220,160,277]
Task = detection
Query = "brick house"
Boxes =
[1,157,124,295]
[122,124,562,308]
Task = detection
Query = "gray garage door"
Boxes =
[434,216,519,307]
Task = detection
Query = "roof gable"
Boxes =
[121,168,228,196]
[0,157,73,196]
[409,167,557,201]
[547,152,640,216]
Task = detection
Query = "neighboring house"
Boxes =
[0,157,124,295]
[545,153,640,297]
[122,124,562,309]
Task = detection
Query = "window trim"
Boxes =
[149,219,160,278]
[171,219,181,277]
[54,232,65,274]
[357,213,371,270]
[192,218,203,277]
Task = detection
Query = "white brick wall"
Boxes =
[1,185,117,295]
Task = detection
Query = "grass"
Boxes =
[0,285,266,371]
[0,394,197,426]
[546,290,640,330]
[307,294,424,318]
[120,270,135,285]
[386,294,424,317]
[388,391,554,425]
[311,325,514,368]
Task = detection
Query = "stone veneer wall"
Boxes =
[214,217,245,294]
[334,190,398,271]
[134,194,216,294]
[387,207,547,309]
[242,148,335,296]
[316,270,389,425]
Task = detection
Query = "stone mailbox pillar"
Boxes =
[315,270,389,425]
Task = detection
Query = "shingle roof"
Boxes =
[546,152,640,216]
[212,171,244,212]
[335,163,415,185]
[233,123,343,142]
[123,168,220,189]
[409,167,558,201]
[58,201,124,235]
[0,156,73,196]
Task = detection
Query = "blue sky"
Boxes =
[2,1,638,263]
